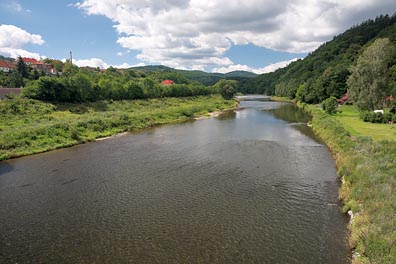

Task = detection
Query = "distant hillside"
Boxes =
[224,71,258,78]
[128,65,256,86]
[252,14,396,103]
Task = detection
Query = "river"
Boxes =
[0,96,350,263]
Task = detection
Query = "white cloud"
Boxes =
[257,58,299,74]
[6,1,31,13]
[212,58,299,74]
[0,24,44,59]
[0,25,44,49]
[0,47,41,60]
[75,0,396,71]
[71,58,144,69]
[73,58,110,68]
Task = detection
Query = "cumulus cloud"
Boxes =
[213,58,299,74]
[71,57,144,69]
[72,58,110,68]
[75,0,396,71]
[0,24,44,59]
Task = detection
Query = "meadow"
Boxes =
[303,103,396,264]
[0,95,237,161]
[336,105,396,141]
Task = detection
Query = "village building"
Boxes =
[0,60,16,73]
[21,58,55,75]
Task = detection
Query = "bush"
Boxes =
[322,96,338,115]
[392,114,396,123]
[360,111,392,123]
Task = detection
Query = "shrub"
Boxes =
[392,114,396,123]
[70,129,80,141]
[322,96,338,115]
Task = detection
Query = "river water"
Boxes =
[0,96,350,263]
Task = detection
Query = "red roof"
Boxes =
[337,93,348,104]
[0,60,16,69]
[22,57,40,64]
[161,79,174,85]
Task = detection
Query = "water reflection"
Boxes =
[271,103,312,124]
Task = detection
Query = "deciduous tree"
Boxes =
[347,38,396,110]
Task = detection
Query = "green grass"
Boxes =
[302,103,396,264]
[336,105,396,141]
[0,95,237,160]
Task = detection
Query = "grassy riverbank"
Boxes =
[302,103,396,264]
[0,95,237,161]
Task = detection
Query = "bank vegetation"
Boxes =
[0,95,236,161]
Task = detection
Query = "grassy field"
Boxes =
[336,105,396,141]
[303,103,396,264]
[0,95,237,161]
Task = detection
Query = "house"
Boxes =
[21,57,41,67]
[337,93,348,105]
[0,60,16,73]
[161,79,174,85]
[21,58,55,74]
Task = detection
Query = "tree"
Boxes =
[347,38,396,110]
[9,71,24,87]
[16,56,29,79]
[125,80,145,99]
[322,96,338,114]
[62,62,79,77]
[215,79,237,100]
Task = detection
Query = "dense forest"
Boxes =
[251,14,396,107]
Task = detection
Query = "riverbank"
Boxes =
[289,99,396,264]
[0,95,237,161]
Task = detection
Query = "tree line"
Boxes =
[252,14,396,110]
[18,62,237,102]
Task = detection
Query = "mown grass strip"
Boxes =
[336,105,396,141]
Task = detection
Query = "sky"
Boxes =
[0,0,395,74]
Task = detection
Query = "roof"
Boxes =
[22,57,40,64]
[0,60,16,68]
[161,79,174,85]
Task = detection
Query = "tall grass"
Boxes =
[304,104,396,264]
[0,96,237,160]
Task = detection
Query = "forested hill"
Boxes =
[130,65,257,86]
[252,14,396,103]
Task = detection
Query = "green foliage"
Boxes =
[253,14,396,103]
[304,104,396,263]
[24,71,216,103]
[0,95,237,160]
[322,96,338,114]
[359,111,393,123]
[215,79,237,100]
[347,38,396,110]
[16,56,29,79]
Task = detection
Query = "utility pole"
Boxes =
[70,51,73,65]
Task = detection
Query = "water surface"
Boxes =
[0,98,350,263]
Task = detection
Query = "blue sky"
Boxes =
[1,0,395,73]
